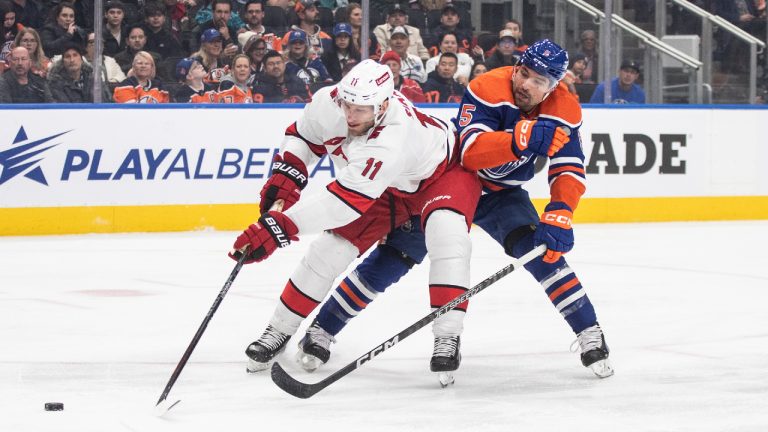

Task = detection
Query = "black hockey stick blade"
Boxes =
[271,244,546,399]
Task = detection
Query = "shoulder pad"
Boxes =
[538,82,582,128]
[466,67,515,106]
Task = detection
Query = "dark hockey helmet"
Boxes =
[519,39,569,86]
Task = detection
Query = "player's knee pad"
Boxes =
[424,210,472,287]
[291,232,359,298]
[502,224,537,258]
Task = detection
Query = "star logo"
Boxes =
[0,126,70,186]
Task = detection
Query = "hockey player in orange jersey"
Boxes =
[298,40,613,385]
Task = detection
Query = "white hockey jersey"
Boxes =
[281,86,456,235]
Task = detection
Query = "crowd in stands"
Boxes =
[0,0,764,104]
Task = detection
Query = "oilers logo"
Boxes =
[0,126,70,186]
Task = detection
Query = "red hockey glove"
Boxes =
[229,212,299,264]
[259,152,308,213]
[534,202,575,264]
[511,119,570,158]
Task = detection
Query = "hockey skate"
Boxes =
[296,321,336,372]
[430,336,461,387]
[245,325,291,373]
[572,323,614,378]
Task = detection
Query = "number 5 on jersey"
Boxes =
[458,104,476,127]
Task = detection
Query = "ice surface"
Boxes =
[1,221,766,432]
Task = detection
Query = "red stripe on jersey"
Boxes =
[429,284,469,312]
[285,122,326,157]
[279,279,319,318]
[326,180,376,215]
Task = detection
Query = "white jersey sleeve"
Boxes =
[284,125,408,235]
[279,96,331,166]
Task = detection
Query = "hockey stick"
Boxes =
[154,200,283,417]
[271,243,547,399]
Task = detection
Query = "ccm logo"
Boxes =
[517,120,533,147]
[543,213,571,227]
[355,336,399,367]
[263,216,290,247]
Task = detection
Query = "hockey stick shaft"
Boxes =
[156,200,283,409]
[156,251,248,406]
[271,244,547,399]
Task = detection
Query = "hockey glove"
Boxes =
[229,212,299,264]
[534,202,574,264]
[259,152,308,213]
[511,119,570,158]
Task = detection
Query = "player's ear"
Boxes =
[380,99,390,112]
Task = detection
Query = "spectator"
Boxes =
[503,19,527,50]
[281,0,332,56]
[113,50,169,102]
[143,2,184,60]
[373,3,429,61]
[191,28,229,83]
[346,2,363,50]
[193,0,240,57]
[589,59,645,104]
[241,0,283,51]
[242,34,267,78]
[194,0,245,29]
[2,1,22,49]
[380,49,424,103]
[485,29,520,70]
[0,46,53,102]
[425,31,473,85]
[85,31,126,83]
[388,25,425,83]
[429,3,472,56]
[162,0,187,41]
[103,1,128,57]
[468,61,487,82]
[284,28,331,86]
[40,3,87,57]
[252,49,309,102]
[420,52,464,103]
[14,28,50,78]
[48,43,111,103]
[173,56,216,102]
[114,25,161,74]
[321,22,360,82]
[216,53,253,102]
[10,0,44,30]
[579,29,598,83]
[262,0,289,35]
[567,52,586,82]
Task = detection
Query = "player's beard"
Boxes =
[347,119,374,136]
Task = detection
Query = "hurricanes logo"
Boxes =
[0,126,70,186]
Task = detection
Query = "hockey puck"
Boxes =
[44,402,64,411]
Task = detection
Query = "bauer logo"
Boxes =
[0,126,71,186]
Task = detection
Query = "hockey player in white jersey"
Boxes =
[230,59,481,379]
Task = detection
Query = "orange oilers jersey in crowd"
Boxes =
[112,77,170,103]
[457,66,586,211]
[278,85,456,237]
[214,80,253,103]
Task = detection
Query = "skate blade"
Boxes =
[436,372,455,388]
[589,359,614,378]
[246,358,272,373]
[295,350,324,373]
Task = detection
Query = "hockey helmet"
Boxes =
[519,39,569,87]
[337,59,394,116]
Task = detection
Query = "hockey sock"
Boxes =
[315,244,414,336]
[508,230,597,334]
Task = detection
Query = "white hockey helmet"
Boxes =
[337,59,394,116]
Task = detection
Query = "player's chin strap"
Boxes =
[270,244,547,399]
